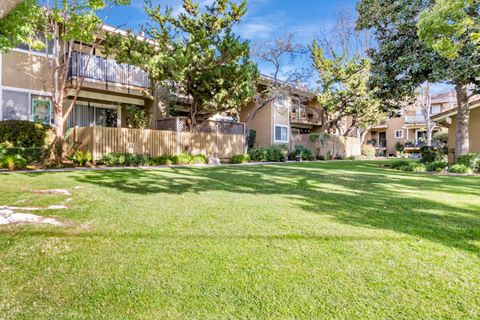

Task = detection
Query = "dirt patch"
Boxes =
[0,209,64,226]
[32,189,72,196]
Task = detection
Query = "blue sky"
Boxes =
[102,0,453,93]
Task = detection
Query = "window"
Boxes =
[275,98,289,109]
[431,105,441,115]
[2,90,29,120]
[395,130,404,139]
[15,32,54,55]
[274,125,288,143]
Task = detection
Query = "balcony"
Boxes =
[68,51,150,89]
[404,115,427,124]
[367,139,387,148]
[290,106,322,126]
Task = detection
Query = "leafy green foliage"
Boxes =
[172,154,193,165]
[126,105,151,129]
[290,145,315,161]
[426,161,448,172]
[103,0,259,127]
[68,150,93,166]
[420,146,445,163]
[99,152,154,167]
[230,154,250,164]
[154,155,174,166]
[0,154,27,171]
[248,145,288,162]
[395,142,405,153]
[455,153,480,173]
[418,0,479,59]
[361,144,376,159]
[449,163,472,174]
[190,155,208,165]
[390,160,412,170]
[0,146,48,164]
[0,120,53,147]
[310,42,386,133]
[247,130,257,150]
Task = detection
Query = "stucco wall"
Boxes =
[2,51,51,91]
[447,107,480,153]
[240,101,272,148]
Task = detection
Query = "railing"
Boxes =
[290,106,322,125]
[404,115,427,124]
[367,139,387,148]
[156,117,245,135]
[404,139,426,148]
[68,51,150,88]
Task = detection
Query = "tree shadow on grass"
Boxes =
[69,161,480,254]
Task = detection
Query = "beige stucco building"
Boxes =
[432,96,480,158]
[365,92,455,156]
[0,26,157,131]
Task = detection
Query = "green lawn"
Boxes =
[0,161,479,319]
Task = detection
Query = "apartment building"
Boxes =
[365,91,456,156]
[0,26,155,131]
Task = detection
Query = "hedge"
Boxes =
[0,120,53,147]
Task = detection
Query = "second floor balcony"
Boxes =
[290,106,322,126]
[68,51,150,89]
[404,115,427,124]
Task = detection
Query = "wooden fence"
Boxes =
[290,134,361,158]
[68,126,246,160]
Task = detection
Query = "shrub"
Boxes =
[426,161,447,173]
[0,154,27,171]
[172,153,192,165]
[190,154,208,165]
[456,153,480,173]
[68,150,92,166]
[0,146,48,164]
[406,162,427,172]
[349,155,362,161]
[362,144,376,158]
[247,130,256,150]
[248,145,288,162]
[290,145,315,161]
[231,154,250,164]
[395,141,404,153]
[154,155,173,165]
[99,152,152,167]
[309,133,320,142]
[0,120,53,147]
[449,164,472,174]
[419,146,446,163]
[390,160,411,170]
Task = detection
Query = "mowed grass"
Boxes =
[0,161,479,319]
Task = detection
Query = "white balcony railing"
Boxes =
[404,115,427,124]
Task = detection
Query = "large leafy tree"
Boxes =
[1,0,130,162]
[356,0,480,156]
[310,42,386,140]
[104,0,259,128]
[418,0,480,156]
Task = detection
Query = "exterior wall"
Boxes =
[240,101,272,148]
[272,98,290,145]
[447,107,480,154]
[2,51,51,91]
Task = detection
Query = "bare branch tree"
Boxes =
[248,32,312,121]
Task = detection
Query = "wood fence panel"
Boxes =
[72,126,245,160]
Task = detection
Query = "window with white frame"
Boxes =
[395,130,404,139]
[274,125,288,143]
[430,105,441,115]
[2,90,30,120]
[275,98,289,110]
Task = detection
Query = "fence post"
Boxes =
[175,117,180,155]
[216,123,219,158]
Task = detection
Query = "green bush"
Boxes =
[426,161,447,172]
[390,160,411,170]
[449,164,472,174]
[406,162,427,172]
[190,154,208,165]
[231,154,250,164]
[153,155,173,165]
[99,152,152,167]
[0,120,53,147]
[248,145,288,162]
[172,153,192,165]
[0,154,27,171]
[395,141,404,153]
[456,153,480,173]
[362,144,376,158]
[68,150,92,166]
[419,146,447,163]
[290,145,315,161]
[0,146,48,164]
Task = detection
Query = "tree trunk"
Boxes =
[454,84,470,157]
[53,106,65,164]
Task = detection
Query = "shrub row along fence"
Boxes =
[68,126,246,160]
[289,134,361,158]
